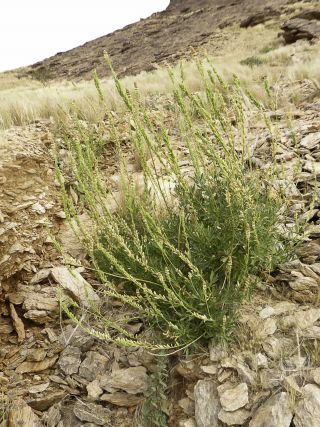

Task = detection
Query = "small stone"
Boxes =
[45,202,54,210]
[300,132,320,150]
[29,269,51,285]
[256,318,277,339]
[179,397,195,416]
[100,392,144,407]
[51,266,100,307]
[289,276,318,291]
[42,404,61,427]
[73,401,111,425]
[7,399,40,427]
[209,342,226,362]
[255,353,268,369]
[201,365,218,375]
[294,384,320,427]
[58,346,81,375]
[79,351,109,382]
[259,368,283,390]
[176,360,198,380]
[178,419,197,427]
[249,392,293,427]
[221,357,255,385]
[259,306,275,319]
[218,383,249,412]
[280,308,320,330]
[55,211,67,219]
[32,202,46,214]
[23,292,58,313]
[45,327,58,343]
[49,375,68,385]
[9,303,25,342]
[311,368,320,385]
[194,380,220,427]
[59,324,94,351]
[28,390,66,411]
[29,382,50,394]
[218,408,251,425]
[100,367,148,395]
[16,356,58,374]
[27,349,47,362]
[87,379,103,401]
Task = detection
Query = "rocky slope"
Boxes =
[16,0,294,81]
[1,79,320,427]
[1,1,320,426]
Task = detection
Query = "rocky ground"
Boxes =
[0,79,320,426]
[1,1,320,427]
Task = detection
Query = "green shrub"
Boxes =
[56,57,297,350]
[240,56,265,68]
[139,355,168,427]
[30,66,53,85]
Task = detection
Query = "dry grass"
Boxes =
[0,23,319,129]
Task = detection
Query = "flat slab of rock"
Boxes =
[218,408,251,426]
[16,356,58,374]
[7,399,40,427]
[58,346,81,375]
[295,10,320,21]
[79,351,109,381]
[194,380,220,427]
[300,132,320,150]
[100,367,148,394]
[249,392,293,427]
[28,390,66,411]
[87,379,103,400]
[42,404,61,427]
[29,268,51,285]
[73,401,111,425]
[280,308,320,330]
[24,310,53,324]
[240,8,280,28]
[23,292,58,312]
[101,391,144,407]
[9,303,25,342]
[218,383,249,412]
[281,17,320,43]
[51,266,100,307]
[294,384,320,427]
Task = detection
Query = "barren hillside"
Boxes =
[18,0,293,81]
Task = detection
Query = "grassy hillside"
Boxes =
[1,25,319,130]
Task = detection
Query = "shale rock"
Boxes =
[218,383,249,412]
[73,401,111,425]
[99,367,149,394]
[294,384,320,427]
[281,17,320,44]
[79,351,109,382]
[194,380,220,427]
[249,392,293,427]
